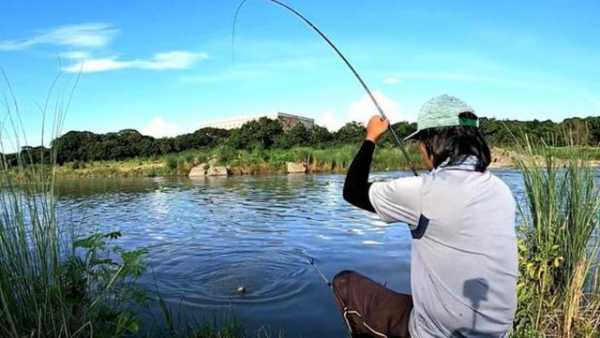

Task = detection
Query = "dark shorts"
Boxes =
[332,270,413,338]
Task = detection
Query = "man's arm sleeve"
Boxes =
[368,176,423,226]
[343,140,376,212]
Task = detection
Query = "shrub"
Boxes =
[217,145,237,164]
[166,156,178,170]
[184,153,195,164]
[196,153,208,164]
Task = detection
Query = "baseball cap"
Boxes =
[404,94,478,141]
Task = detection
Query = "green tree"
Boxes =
[227,118,284,149]
[309,125,333,146]
[276,123,310,149]
[379,121,416,146]
[334,122,366,145]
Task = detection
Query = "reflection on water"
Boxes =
[55,170,523,337]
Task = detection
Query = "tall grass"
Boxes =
[154,298,286,338]
[513,140,600,337]
[0,73,148,337]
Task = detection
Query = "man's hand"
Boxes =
[365,115,390,144]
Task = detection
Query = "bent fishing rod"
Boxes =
[233,0,419,176]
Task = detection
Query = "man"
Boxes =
[335,95,518,338]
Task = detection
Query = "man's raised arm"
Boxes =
[343,116,390,212]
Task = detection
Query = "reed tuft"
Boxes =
[513,138,600,338]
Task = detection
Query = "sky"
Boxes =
[0,0,599,148]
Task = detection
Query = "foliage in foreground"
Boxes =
[0,162,148,337]
[0,72,151,337]
[513,143,600,338]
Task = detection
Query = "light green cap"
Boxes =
[404,94,478,141]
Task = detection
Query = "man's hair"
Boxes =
[414,112,491,172]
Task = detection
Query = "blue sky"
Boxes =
[0,0,598,147]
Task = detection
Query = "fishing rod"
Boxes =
[233,0,419,176]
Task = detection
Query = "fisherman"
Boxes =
[336,95,518,338]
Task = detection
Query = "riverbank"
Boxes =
[51,144,423,178]
[43,145,600,178]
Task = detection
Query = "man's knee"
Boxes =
[332,270,358,290]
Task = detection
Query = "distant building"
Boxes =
[200,112,315,131]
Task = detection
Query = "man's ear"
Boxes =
[420,142,432,159]
[426,143,434,160]
[419,142,435,170]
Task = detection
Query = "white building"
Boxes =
[200,112,315,130]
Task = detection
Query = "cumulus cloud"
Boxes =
[348,91,403,124]
[141,117,179,138]
[317,91,411,131]
[316,111,345,132]
[0,23,117,51]
[62,51,208,73]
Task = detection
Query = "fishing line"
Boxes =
[306,256,331,287]
[294,248,331,287]
[233,0,419,176]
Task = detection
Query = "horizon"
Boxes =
[1,0,599,150]
[28,112,600,143]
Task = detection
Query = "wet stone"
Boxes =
[287,162,306,174]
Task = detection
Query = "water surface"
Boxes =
[56,170,524,337]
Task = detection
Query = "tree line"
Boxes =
[4,115,600,166]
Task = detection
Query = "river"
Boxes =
[56,170,524,337]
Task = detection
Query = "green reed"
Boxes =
[513,139,600,338]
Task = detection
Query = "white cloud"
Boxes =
[63,58,124,73]
[383,76,401,85]
[316,91,412,131]
[348,91,405,124]
[316,111,344,132]
[0,23,117,51]
[62,51,208,73]
[142,117,179,138]
[2,23,207,75]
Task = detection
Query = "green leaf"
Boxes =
[74,233,105,249]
